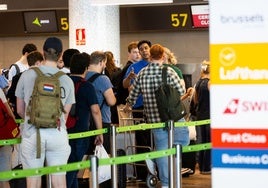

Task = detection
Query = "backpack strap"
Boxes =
[53,70,66,78]
[31,67,66,78]
[87,73,106,109]
[162,66,168,84]
[88,73,103,83]
[31,67,44,76]
[52,71,66,114]
[10,64,20,75]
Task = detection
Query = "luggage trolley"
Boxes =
[117,104,158,188]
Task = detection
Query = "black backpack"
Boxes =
[6,72,23,119]
[155,67,186,122]
[3,64,20,80]
[114,61,133,105]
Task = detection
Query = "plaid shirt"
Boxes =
[128,62,185,123]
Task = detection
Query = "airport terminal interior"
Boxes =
[0,0,211,188]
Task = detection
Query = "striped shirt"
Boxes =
[127,62,185,123]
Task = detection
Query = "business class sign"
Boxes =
[210,0,268,188]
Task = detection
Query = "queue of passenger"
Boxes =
[0,37,210,188]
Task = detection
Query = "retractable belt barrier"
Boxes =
[0,119,211,180]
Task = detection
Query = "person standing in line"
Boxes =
[7,44,38,172]
[104,51,121,81]
[7,51,44,119]
[59,49,80,74]
[123,40,151,91]
[16,37,75,188]
[85,51,116,154]
[0,89,16,188]
[163,47,186,89]
[8,43,37,83]
[6,51,44,187]
[193,60,211,174]
[122,40,152,181]
[124,44,189,188]
[66,52,103,188]
[112,41,141,125]
[163,47,195,174]
[103,51,121,124]
[85,51,116,187]
[116,41,141,106]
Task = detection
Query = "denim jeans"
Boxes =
[66,137,90,188]
[152,121,189,186]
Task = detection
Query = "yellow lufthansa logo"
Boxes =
[219,47,236,66]
[211,43,268,84]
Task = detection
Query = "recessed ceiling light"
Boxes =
[91,0,172,5]
[0,4,7,10]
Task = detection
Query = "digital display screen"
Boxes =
[120,5,193,32]
[23,11,58,33]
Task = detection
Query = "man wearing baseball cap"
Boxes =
[16,37,75,188]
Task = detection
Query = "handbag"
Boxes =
[0,99,20,140]
[94,145,111,184]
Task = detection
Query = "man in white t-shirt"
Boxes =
[8,43,37,82]
[8,43,37,173]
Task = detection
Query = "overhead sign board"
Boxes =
[210,0,268,188]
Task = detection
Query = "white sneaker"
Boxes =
[181,168,192,175]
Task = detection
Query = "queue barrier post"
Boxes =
[111,125,117,188]
[175,144,182,188]
[167,120,175,188]
[90,155,99,188]
[46,174,52,188]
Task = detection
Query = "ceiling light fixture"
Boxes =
[0,4,7,10]
[91,0,172,5]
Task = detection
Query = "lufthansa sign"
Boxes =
[210,43,268,84]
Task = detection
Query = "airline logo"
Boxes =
[223,99,239,114]
[219,47,236,66]
[223,98,268,115]
[210,85,268,128]
[210,0,268,44]
[210,43,268,84]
